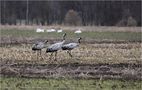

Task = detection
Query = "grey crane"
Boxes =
[32,40,48,60]
[62,37,82,57]
[46,33,66,60]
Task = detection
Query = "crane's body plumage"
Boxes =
[32,41,47,51]
[62,43,78,50]
[46,33,66,60]
[32,40,48,60]
[46,40,65,52]
[61,37,82,57]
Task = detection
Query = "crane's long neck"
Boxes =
[43,40,48,48]
[62,33,66,40]
[78,39,81,43]
[61,40,65,45]
[44,40,48,44]
[78,38,81,43]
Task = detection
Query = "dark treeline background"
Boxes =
[1,1,141,26]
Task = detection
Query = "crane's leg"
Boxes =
[54,52,57,61]
[37,51,38,60]
[49,52,53,60]
[39,50,44,60]
[67,50,72,57]
[40,50,41,56]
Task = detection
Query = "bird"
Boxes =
[32,40,48,60]
[62,37,82,57]
[46,33,66,60]
[46,28,56,32]
[74,29,82,34]
[57,29,63,33]
[36,28,44,32]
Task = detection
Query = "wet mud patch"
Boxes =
[1,62,141,80]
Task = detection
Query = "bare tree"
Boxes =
[64,9,82,26]
[127,16,137,26]
[26,0,29,25]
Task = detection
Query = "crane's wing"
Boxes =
[48,41,64,50]
[62,43,78,49]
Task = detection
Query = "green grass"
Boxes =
[0,77,141,90]
[1,29,141,41]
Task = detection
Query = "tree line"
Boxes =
[1,1,141,26]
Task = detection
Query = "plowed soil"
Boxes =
[1,62,141,80]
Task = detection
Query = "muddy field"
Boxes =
[0,42,141,80]
[1,63,142,80]
[1,26,141,80]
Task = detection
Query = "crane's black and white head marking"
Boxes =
[44,40,48,43]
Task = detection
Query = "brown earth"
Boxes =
[0,60,142,80]
[0,37,141,80]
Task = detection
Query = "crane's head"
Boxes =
[44,40,48,43]
[78,37,82,43]
[63,33,67,40]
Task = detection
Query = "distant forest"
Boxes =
[1,1,141,26]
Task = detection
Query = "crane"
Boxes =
[36,28,44,32]
[32,40,48,60]
[62,37,82,57]
[46,33,66,60]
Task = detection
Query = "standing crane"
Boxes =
[62,37,82,57]
[32,40,48,60]
[46,33,66,60]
